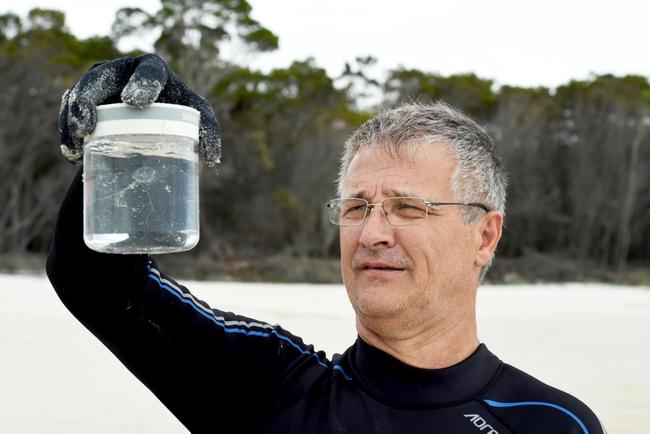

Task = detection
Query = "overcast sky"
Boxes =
[5,0,650,88]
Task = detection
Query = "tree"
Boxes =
[111,0,278,95]
[200,59,364,260]
[0,9,122,256]
[0,13,21,45]
[488,85,564,257]
[336,55,382,110]
[555,75,650,269]
[384,68,497,119]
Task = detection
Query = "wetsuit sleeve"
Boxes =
[46,169,330,433]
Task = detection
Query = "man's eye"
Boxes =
[397,202,423,211]
[342,205,366,216]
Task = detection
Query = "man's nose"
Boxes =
[358,205,396,249]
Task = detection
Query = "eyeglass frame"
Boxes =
[325,197,491,227]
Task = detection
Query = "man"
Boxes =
[47,54,605,433]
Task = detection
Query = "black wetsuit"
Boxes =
[47,171,606,434]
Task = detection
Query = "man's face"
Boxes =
[339,143,480,332]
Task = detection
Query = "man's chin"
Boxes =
[349,289,407,320]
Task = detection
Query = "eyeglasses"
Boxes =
[326,197,490,227]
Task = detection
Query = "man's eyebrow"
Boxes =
[387,188,421,198]
[350,191,368,199]
[347,189,424,200]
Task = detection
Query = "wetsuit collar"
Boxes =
[349,337,502,409]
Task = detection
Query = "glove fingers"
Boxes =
[66,57,136,143]
[121,54,169,108]
[59,53,221,167]
[196,98,222,167]
[159,72,222,167]
[58,88,82,164]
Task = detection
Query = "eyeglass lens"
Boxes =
[330,198,428,226]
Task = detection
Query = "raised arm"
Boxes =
[46,55,331,432]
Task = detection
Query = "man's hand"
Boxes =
[58,53,221,167]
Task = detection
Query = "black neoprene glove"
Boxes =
[58,53,221,167]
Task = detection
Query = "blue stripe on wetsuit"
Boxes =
[483,399,589,434]
[147,272,353,381]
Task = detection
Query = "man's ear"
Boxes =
[474,211,503,268]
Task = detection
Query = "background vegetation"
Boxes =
[1,2,649,283]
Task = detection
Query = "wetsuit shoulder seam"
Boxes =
[478,399,517,434]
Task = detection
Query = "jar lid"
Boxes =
[84,103,200,142]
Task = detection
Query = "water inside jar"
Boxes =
[83,135,199,254]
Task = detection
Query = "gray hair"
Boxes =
[337,101,508,280]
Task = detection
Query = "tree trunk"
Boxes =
[613,117,646,270]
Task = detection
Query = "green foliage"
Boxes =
[0,9,122,76]
[201,57,361,257]
[111,0,278,69]
[27,8,65,31]
[557,74,650,113]
[0,13,21,43]
[385,69,497,119]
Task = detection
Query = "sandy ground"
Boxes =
[0,273,648,433]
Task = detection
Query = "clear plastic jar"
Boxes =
[83,103,200,254]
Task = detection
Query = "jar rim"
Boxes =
[84,103,200,142]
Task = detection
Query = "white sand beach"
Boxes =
[0,273,648,433]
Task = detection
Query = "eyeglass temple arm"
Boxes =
[424,201,490,212]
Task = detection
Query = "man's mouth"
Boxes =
[358,262,406,272]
